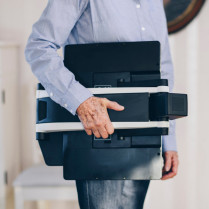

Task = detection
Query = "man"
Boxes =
[25,0,179,208]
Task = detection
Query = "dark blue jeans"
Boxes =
[76,180,150,209]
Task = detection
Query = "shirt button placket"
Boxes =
[135,1,145,40]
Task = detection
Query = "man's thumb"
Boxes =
[106,100,125,111]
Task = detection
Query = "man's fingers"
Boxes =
[161,167,177,180]
[161,171,176,180]
[105,100,125,111]
[172,159,178,174]
[78,97,123,139]
[97,126,109,139]
[161,153,179,180]
[103,108,114,135]
[164,154,172,172]
[85,129,92,136]
[105,122,114,135]
[95,114,113,138]
[92,128,101,138]
[82,114,94,136]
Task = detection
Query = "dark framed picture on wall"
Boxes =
[164,0,206,34]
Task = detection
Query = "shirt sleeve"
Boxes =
[160,7,177,152]
[25,0,93,115]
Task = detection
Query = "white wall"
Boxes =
[145,2,209,209]
[0,0,209,208]
[0,0,48,170]
[0,43,21,209]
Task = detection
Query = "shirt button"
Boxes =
[141,27,146,31]
[50,92,53,97]
[136,4,141,8]
[64,104,68,108]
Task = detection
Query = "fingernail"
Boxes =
[165,167,169,172]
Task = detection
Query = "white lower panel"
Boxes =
[36,121,169,133]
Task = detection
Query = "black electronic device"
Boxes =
[36,41,188,180]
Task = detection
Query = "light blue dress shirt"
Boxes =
[25,0,177,152]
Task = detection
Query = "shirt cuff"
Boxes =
[60,81,94,115]
[162,133,177,152]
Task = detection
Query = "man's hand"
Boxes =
[76,96,124,139]
[161,151,179,180]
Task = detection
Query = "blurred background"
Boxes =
[0,0,208,209]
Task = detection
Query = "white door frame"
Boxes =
[0,48,5,209]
